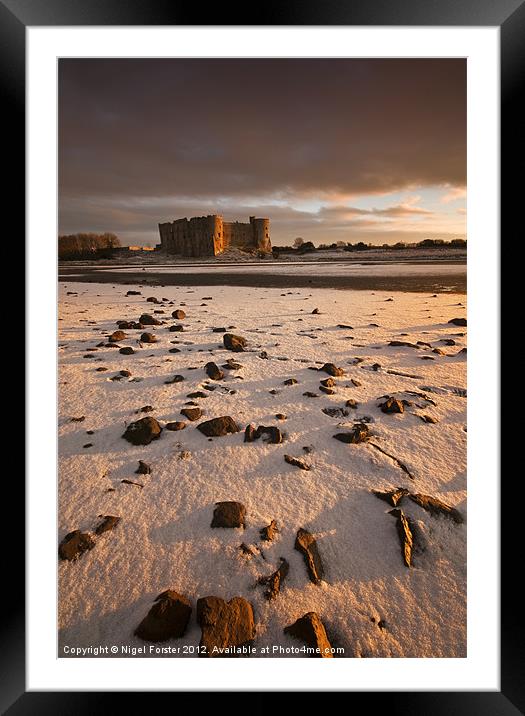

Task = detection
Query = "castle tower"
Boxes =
[250,217,271,253]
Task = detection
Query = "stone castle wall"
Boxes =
[159,215,271,257]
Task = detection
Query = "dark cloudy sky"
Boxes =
[59,59,466,247]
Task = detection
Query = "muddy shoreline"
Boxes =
[58,267,466,293]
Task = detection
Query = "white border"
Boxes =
[27,27,499,691]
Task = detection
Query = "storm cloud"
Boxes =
[59,58,466,245]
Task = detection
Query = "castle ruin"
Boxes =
[158,215,271,257]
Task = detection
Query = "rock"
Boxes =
[320,378,336,388]
[244,424,257,442]
[311,308,320,314]
[379,396,404,414]
[448,317,467,327]
[372,487,409,507]
[165,421,186,431]
[322,407,350,418]
[432,347,446,355]
[283,378,298,386]
[71,416,85,422]
[197,416,240,437]
[319,363,344,377]
[135,460,151,474]
[95,515,121,535]
[350,378,361,387]
[122,416,162,445]
[164,374,184,384]
[205,362,224,380]
[284,454,310,470]
[223,333,247,352]
[295,528,324,584]
[255,426,283,444]
[211,501,246,528]
[275,413,287,421]
[197,596,256,657]
[109,330,127,342]
[126,290,141,296]
[134,590,192,642]
[96,367,108,372]
[139,314,161,326]
[58,530,95,561]
[260,519,279,542]
[420,414,438,424]
[259,558,289,600]
[146,296,160,304]
[441,338,456,346]
[408,493,464,523]
[187,391,208,399]
[389,508,413,567]
[119,347,135,355]
[180,407,202,421]
[140,332,157,343]
[172,309,186,319]
[337,323,353,329]
[284,612,333,658]
[303,391,319,398]
[169,324,184,332]
[138,405,154,413]
[223,358,243,370]
[333,423,370,444]
[345,399,358,409]
[212,327,226,333]
[389,340,419,348]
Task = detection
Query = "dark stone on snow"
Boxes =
[379,396,404,414]
[134,590,192,642]
[140,332,157,343]
[333,423,370,444]
[58,530,95,561]
[284,454,311,470]
[211,501,246,528]
[284,612,333,657]
[259,558,289,600]
[205,362,225,380]
[165,421,187,431]
[139,314,161,326]
[295,528,324,584]
[197,416,240,437]
[448,317,467,327]
[95,515,121,535]
[260,519,279,542]
[197,596,256,657]
[223,333,247,352]
[372,487,409,507]
[408,493,464,523]
[122,416,162,445]
[180,407,202,421]
[389,508,413,567]
[319,363,344,377]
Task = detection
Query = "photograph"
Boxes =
[57,57,467,659]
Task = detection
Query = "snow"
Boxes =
[95,261,466,278]
[58,281,466,658]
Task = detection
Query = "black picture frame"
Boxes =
[7,0,515,712]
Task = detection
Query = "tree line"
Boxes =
[273,237,467,254]
[58,233,121,260]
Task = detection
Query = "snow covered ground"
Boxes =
[58,281,466,658]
